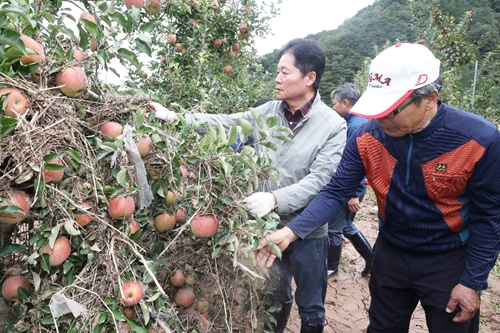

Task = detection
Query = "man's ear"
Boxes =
[425,90,439,109]
[305,71,316,87]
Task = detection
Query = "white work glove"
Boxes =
[149,102,178,123]
[243,192,276,217]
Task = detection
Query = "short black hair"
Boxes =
[252,98,273,107]
[279,38,325,91]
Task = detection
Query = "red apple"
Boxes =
[175,287,195,308]
[74,202,93,227]
[43,158,64,184]
[108,196,135,220]
[165,190,176,206]
[0,190,30,225]
[232,44,240,52]
[223,65,233,74]
[30,67,43,84]
[100,121,123,140]
[185,271,197,285]
[210,0,219,9]
[0,88,29,118]
[174,208,187,224]
[120,281,142,306]
[240,32,250,40]
[67,47,86,61]
[90,38,98,52]
[136,135,152,157]
[167,34,176,44]
[179,166,188,180]
[80,12,97,25]
[192,0,200,6]
[145,0,162,14]
[154,213,175,232]
[228,51,235,58]
[123,306,136,319]
[174,43,183,52]
[213,39,222,48]
[1,276,30,301]
[201,311,209,319]
[170,269,185,286]
[124,0,144,9]
[243,6,250,13]
[129,220,141,234]
[55,66,89,98]
[191,215,219,237]
[238,23,247,33]
[20,35,45,65]
[39,236,71,266]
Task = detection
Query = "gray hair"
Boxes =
[330,83,361,106]
[410,76,443,101]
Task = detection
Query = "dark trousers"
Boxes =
[368,236,480,333]
[267,235,329,326]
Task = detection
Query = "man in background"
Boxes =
[327,83,373,277]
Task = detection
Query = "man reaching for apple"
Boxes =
[150,38,346,333]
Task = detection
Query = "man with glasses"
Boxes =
[255,43,500,333]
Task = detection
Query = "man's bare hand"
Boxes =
[347,197,361,212]
[445,283,480,323]
[255,227,299,268]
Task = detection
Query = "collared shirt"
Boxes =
[283,93,316,130]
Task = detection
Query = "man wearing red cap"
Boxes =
[255,42,500,332]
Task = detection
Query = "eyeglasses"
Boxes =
[384,98,415,119]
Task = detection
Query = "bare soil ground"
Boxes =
[286,187,500,333]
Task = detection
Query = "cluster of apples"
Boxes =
[169,268,209,319]
[124,0,163,14]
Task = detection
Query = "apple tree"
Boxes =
[0,0,288,332]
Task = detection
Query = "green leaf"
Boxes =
[48,224,61,248]
[115,168,130,188]
[275,126,293,134]
[0,244,25,258]
[0,29,24,51]
[17,286,30,301]
[140,19,160,33]
[267,241,282,259]
[250,107,264,128]
[44,163,65,171]
[64,148,81,162]
[32,272,41,291]
[98,312,107,324]
[0,116,17,137]
[0,205,25,215]
[227,125,238,144]
[134,38,152,57]
[117,47,140,68]
[217,121,227,144]
[108,12,128,30]
[265,115,279,128]
[261,141,278,151]
[272,135,294,143]
[219,156,229,176]
[64,222,81,236]
[237,118,254,138]
[43,153,59,163]
[0,5,33,27]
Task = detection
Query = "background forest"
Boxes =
[260,0,500,123]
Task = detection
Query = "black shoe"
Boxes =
[272,302,293,333]
[345,232,373,276]
[327,244,342,276]
[300,323,324,333]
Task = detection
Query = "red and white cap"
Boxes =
[350,43,441,119]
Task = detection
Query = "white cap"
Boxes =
[350,43,441,119]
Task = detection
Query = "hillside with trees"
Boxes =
[259,0,500,122]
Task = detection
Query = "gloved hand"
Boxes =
[243,192,276,217]
[149,102,178,123]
